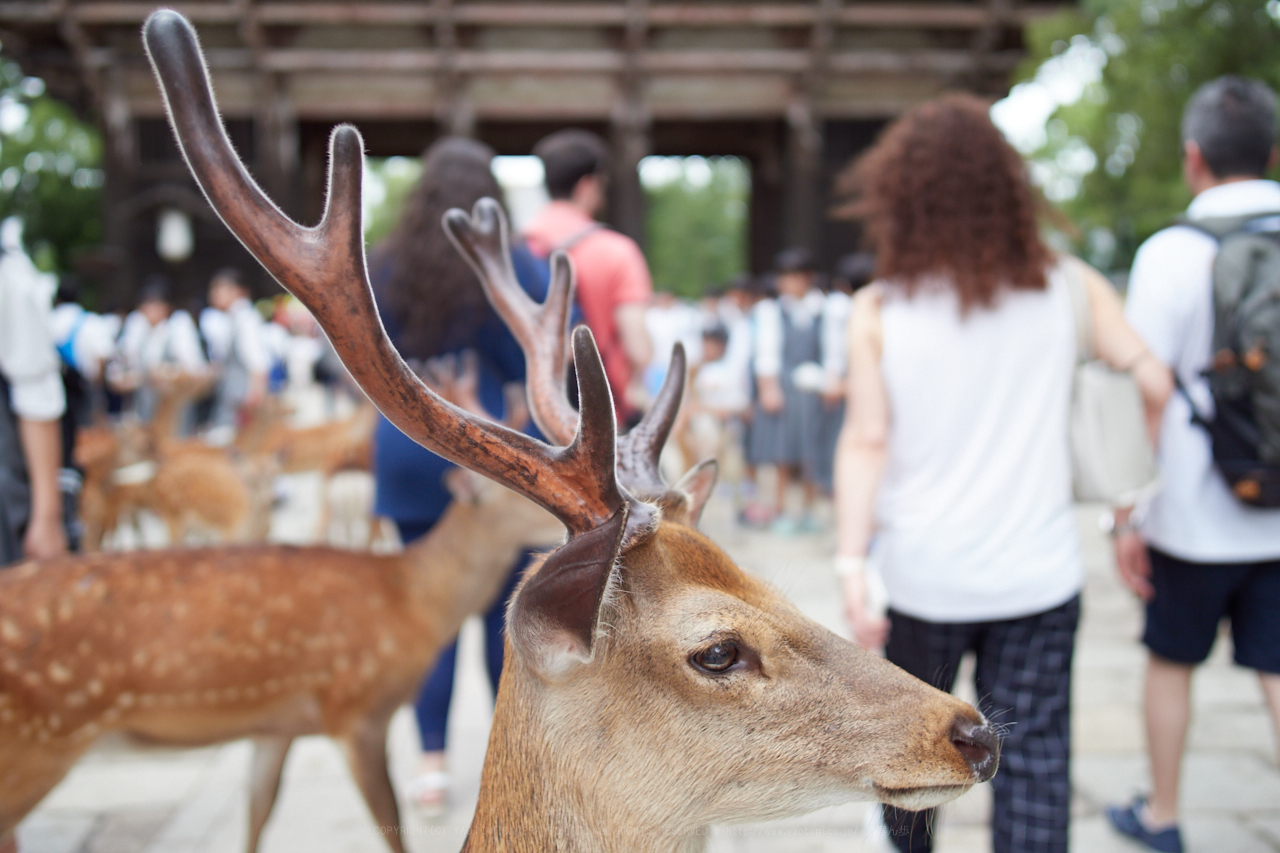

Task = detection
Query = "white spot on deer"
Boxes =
[22,672,42,687]
[87,679,104,697]
[65,691,87,708]
[378,635,397,656]
[101,707,120,722]
[57,598,74,623]
[0,692,9,705]
[73,721,101,741]
[172,602,189,619]
[48,662,73,684]
[36,728,49,742]
[35,607,51,629]
[132,650,148,668]
[117,692,135,709]
[47,713,61,731]
[0,708,13,722]
[17,723,31,739]
[1,618,22,646]
[3,657,19,673]
[251,618,268,639]
[222,687,240,702]
[140,694,157,708]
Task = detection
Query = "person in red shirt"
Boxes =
[524,130,653,423]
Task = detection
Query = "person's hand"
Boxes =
[843,573,889,650]
[1114,530,1153,601]
[758,376,784,414]
[23,513,67,560]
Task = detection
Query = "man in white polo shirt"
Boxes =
[1110,77,1280,853]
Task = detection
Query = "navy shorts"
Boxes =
[1143,547,1280,674]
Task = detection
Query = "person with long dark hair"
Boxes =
[370,137,552,816]
[832,95,1170,853]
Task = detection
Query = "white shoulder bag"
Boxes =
[1066,261,1160,506]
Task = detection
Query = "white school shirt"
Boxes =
[873,266,1082,623]
[1125,179,1280,563]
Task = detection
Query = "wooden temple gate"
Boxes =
[0,1,1069,305]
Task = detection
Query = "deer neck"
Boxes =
[399,502,527,636]
[465,662,709,853]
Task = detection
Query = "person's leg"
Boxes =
[1111,548,1241,842]
[1143,654,1193,825]
[1261,673,1280,765]
[974,596,1078,853]
[481,553,531,691]
[881,610,975,853]
[1225,557,1280,766]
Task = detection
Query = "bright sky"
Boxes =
[990,38,1106,154]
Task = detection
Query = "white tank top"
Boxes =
[873,263,1082,622]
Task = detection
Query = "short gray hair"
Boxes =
[1181,76,1277,178]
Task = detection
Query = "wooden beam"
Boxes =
[0,1,1057,29]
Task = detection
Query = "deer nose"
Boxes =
[950,717,1000,782]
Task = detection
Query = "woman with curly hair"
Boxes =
[831,95,1170,853]
[370,137,554,816]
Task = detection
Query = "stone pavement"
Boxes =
[14,489,1280,853]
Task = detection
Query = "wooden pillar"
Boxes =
[102,58,137,310]
[749,123,785,275]
[783,97,822,254]
[255,77,299,217]
[608,0,649,245]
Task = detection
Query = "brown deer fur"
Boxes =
[0,473,561,852]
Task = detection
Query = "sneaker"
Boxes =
[1107,797,1183,853]
[770,515,800,536]
[797,514,823,534]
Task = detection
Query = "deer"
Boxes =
[125,10,1000,852]
[0,375,563,853]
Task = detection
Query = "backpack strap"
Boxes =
[1174,209,1280,241]
[553,222,606,253]
[1173,372,1212,428]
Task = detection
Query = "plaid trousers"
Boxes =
[882,595,1079,853]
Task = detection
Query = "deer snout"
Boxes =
[950,716,1000,782]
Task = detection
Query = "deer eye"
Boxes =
[692,642,739,674]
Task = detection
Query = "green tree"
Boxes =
[0,57,104,274]
[362,156,423,247]
[1021,0,1280,271]
[643,156,748,299]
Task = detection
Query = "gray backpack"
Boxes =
[1179,211,1280,507]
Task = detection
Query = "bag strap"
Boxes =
[553,222,606,253]
[1064,258,1094,364]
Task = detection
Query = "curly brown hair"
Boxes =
[373,137,504,359]
[835,93,1052,311]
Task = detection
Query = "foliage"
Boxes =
[1020,0,1280,271]
[642,156,748,299]
[0,56,104,273]
[362,156,423,248]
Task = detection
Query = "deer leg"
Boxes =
[246,735,292,853]
[338,715,405,853]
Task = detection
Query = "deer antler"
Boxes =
[143,10,651,544]
[444,200,713,515]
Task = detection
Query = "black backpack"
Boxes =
[1178,211,1280,507]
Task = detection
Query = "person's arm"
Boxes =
[234,306,271,408]
[1075,258,1173,444]
[614,302,653,373]
[17,417,66,559]
[833,286,889,648]
[752,300,784,413]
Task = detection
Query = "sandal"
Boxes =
[405,770,450,820]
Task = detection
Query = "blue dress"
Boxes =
[371,242,551,751]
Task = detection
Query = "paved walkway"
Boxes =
[15,486,1280,853]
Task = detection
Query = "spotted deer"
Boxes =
[127,10,1000,852]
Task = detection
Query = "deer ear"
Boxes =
[675,459,718,527]
[508,503,628,678]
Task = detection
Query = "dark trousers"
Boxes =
[883,596,1079,853]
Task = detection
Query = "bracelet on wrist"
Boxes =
[834,555,868,578]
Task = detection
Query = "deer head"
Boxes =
[143,11,997,849]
